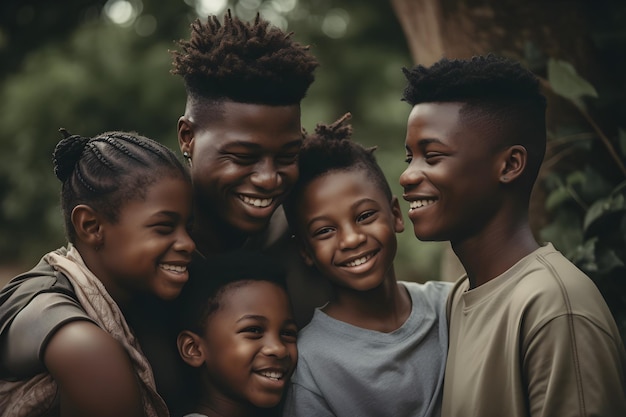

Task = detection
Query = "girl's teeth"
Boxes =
[160,264,187,272]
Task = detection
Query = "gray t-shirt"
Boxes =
[283,280,451,417]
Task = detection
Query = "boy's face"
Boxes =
[296,169,404,291]
[179,102,302,236]
[198,280,297,409]
[399,102,504,243]
[95,176,195,301]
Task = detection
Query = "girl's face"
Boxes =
[295,169,404,292]
[95,176,195,302]
[198,281,297,412]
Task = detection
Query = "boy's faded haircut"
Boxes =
[170,9,319,107]
[283,113,393,230]
[401,54,548,187]
[176,250,288,334]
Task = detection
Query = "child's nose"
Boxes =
[261,336,289,358]
[175,229,196,254]
[338,225,366,250]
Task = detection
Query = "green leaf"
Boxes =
[566,170,586,187]
[583,183,626,232]
[545,185,572,212]
[547,58,598,108]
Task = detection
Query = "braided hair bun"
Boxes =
[53,128,90,182]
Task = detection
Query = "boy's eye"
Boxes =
[281,328,298,341]
[153,224,175,234]
[357,210,377,223]
[241,326,263,335]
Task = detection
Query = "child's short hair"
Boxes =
[177,250,288,334]
[170,10,318,108]
[402,54,547,187]
[284,113,393,230]
[52,129,189,242]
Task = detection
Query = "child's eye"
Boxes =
[153,224,175,234]
[312,227,334,238]
[241,326,264,336]
[281,328,298,341]
[357,210,377,223]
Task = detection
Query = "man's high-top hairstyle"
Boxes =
[170,10,319,108]
[283,113,393,231]
[53,129,190,242]
[402,54,547,191]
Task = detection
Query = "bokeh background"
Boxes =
[1,0,625,339]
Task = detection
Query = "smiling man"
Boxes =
[399,54,626,417]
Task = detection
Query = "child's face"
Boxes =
[399,102,504,243]
[95,176,195,301]
[180,102,302,235]
[199,280,297,409]
[296,169,404,291]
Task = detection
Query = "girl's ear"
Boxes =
[390,196,405,233]
[177,330,206,368]
[499,145,527,184]
[71,205,104,249]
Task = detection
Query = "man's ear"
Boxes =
[71,205,104,249]
[499,145,527,184]
[390,196,405,233]
[177,331,206,368]
[178,116,194,155]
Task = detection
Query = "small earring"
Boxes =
[183,151,192,168]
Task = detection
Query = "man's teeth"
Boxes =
[259,370,284,380]
[241,195,273,208]
[160,264,187,273]
[345,254,373,267]
[409,199,435,209]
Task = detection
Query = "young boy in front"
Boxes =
[282,114,451,417]
[399,54,626,416]
[175,250,298,417]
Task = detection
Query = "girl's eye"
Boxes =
[242,326,263,335]
[153,224,175,234]
[312,227,334,238]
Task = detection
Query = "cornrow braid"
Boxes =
[283,113,392,230]
[170,9,318,105]
[53,129,190,242]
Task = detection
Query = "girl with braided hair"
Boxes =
[281,114,451,417]
[0,130,195,417]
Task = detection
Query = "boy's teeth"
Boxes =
[409,199,435,209]
[160,264,187,272]
[241,195,273,208]
[346,254,372,267]
[259,370,284,380]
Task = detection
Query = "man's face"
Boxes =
[399,102,504,244]
[180,102,302,236]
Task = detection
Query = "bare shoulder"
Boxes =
[44,320,144,417]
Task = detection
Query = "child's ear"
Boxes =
[390,196,405,233]
[71,205,104,249]
[499,145,527,184]
[177,331,206,368]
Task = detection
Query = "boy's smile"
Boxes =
[297,169,403,292]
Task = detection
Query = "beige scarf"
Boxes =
[0,245,169,417]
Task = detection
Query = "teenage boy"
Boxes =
[399,54,626,417]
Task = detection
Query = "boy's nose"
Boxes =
[338,226,366,250]
[261,336,289,358]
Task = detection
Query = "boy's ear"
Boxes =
[177,331,206,368]
[71,205,104,249]
[390,196,405,233]
[499,145,527,184]
[178,116,194,155]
